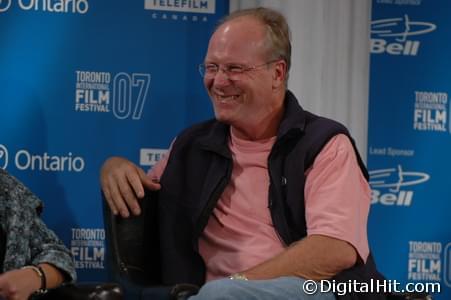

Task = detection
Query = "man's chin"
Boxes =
[213,112,233,124]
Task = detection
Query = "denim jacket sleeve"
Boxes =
[0,169,76,283]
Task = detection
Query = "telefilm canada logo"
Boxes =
[144,0,215,22]
[75,70,151,120]
[371,14,436,56]
[369,165,430,206]
[0,0,89,14]
[140,148,167,167]
[413,91,449,133]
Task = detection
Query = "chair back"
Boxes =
[102,191,162,286]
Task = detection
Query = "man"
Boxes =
[101,7,384,300]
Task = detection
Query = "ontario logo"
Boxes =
[75,70,151,120]
[0,0,89,14]
[0,144,85,172]
[0,0,12,12]
[369,165,430,206]
[0,144,8,169]
[371,14,436,56]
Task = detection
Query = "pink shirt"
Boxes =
[148,132,370,281]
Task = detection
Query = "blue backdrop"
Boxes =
[368,1,450,299]
[0,0,229,281]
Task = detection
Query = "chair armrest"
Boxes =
[42,282,123,300]
[170,283,199,300]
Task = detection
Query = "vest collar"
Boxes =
[198,122,231,158]
[276,90,306,140]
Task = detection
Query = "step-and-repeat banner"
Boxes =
[368,1,450,299]
[0,0,228,281]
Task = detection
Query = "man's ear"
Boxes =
[272,60,287,89]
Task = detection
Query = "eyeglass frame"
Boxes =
[198,59,281,80]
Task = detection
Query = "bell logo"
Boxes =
[371,39,419,56]
[0,0,12,12]
[369,165,430,207]
[371,190,413,206]
[371,15,436,56]
[0,144,8,169]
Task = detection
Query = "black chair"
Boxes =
[102,191,199,300]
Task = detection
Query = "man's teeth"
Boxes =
[218,95,237,102]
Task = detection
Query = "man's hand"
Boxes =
[100,156,161,217]
[0,268,40,300]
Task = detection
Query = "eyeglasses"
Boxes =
[198,60,279,80]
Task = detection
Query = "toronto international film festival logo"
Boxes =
[75,70,151,121]
[413,91,449,133]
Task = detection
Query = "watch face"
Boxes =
[229,273,248,280]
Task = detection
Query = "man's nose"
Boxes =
[212,69,231,87]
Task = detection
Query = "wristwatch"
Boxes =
[229,273,249,280]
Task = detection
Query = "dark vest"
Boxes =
[157,91,385,299]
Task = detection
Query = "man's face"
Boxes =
[203,17,282,132]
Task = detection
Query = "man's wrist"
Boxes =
[229,273,248,280]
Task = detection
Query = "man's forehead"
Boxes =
[208,17,266,52]
[214,16,265,38]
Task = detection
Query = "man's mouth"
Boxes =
[216,94,239,103]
